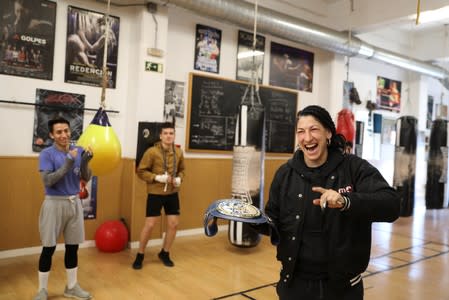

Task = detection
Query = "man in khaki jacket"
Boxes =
[132,122,185,269]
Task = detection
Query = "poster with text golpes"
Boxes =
[65,6,120,88]
[0,0,56,80]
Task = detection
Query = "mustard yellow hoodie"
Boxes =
[137,142,185,195]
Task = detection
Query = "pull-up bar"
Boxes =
[0,99,120,114]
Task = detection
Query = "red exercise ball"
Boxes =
[95,220,129,253]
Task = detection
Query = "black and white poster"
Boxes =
[236,30,265,83]
[0,0,56,80]
[164,79,185,127]
[65,6,120,88]
[32,89,85,152]
[194,24,221,73]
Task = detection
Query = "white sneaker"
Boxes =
[63,283,92,299]
[33,289,48,300]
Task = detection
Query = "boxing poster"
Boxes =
[0,0,56,80]
[236,30,265,83]
[376,76,401,112]
[65,6,120,88]
[343,81,354,109]
[164,79,185,126]
[269,41,314,92]
[194,24,221,73]
[32,89,85,152]
[81,176,97,220]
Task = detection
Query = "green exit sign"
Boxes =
[145,61,163,72]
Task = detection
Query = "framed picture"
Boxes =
[381,117,396,145]
[164,79,185,127]
[236,30,265,83]
[64,6,120,88]
[194,24,221,73]
[343,81,354,108]
[32,89,85,152]
[0,0,56,80]
[269,41,314,92]
[376,76,401,112]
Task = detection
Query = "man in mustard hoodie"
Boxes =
[132,122,185,269]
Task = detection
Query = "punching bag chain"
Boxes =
[241,0,262,111]
[100,0,112,109]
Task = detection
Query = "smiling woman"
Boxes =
[251,105,401,300]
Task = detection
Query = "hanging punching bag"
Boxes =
[77,108,121,176]
[425,119,449,209]
[336,109,355,143]
[393,116,417,217]
[228,102,265,248]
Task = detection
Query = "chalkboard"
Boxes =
[187,72,298,154]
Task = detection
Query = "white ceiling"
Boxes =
[93,0,449,68]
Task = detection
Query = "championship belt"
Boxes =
[217,199,260,218]
[203,199,279,245]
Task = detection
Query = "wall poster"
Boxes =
[194,24,221,73]
[32,89,85,152]
[164,79,185,127]
[236,30,265,83]
[381,117,396,145]
[0,0,56,80]
[376,76,401,112]
[81,176,97,220]
[65,6,120,88]
[269,41,314,92]
[343,81,354,109]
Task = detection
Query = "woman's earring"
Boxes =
[327,138,331,146]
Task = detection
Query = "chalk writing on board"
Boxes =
[188,73,297,154]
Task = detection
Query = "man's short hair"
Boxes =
[160,122,175,133]
[48,117,70,133]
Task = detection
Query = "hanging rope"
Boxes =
[241,0,262,109]
[252,0,259,95]
[416,0,421,25]
[346,30,351,82]
[100,0,112,109]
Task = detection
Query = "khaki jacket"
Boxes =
[137,142,185,195]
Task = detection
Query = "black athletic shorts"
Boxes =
[146,193,180,217]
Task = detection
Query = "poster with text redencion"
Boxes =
[65,6,120,88]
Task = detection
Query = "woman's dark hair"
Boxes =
[48,117,70,133]
[296,105,346,151]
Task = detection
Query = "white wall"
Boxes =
[0,0,445,162]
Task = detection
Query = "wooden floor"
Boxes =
[1,156,449,299]
[0,201,449,299]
